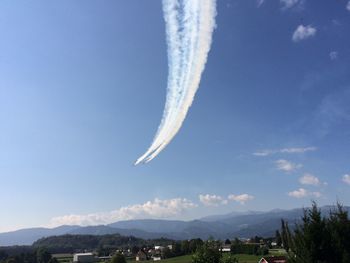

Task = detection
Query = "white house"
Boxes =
[154,246,165,251]
[220,245,231,252]
[73,253,96,263]
[136,250,147,261]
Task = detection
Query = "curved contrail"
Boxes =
[135,0,217,165]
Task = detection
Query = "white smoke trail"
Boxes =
[135,0,217,165]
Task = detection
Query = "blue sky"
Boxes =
[1,0,350,232]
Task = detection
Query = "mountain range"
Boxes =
[1,205,347,246]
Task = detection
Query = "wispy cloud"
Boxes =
[199,194,227,206]
[135,0,217,164]
[312,88,350,138]
[275,159,302,172]
[342,174,350,185]
[329,51,338,60]
[253,149,275,157]
[288,188,322,198]
[288,188,321,198]
[292,25,317,42]
[227,194,254,204]
[49,198,197,227]
[257,0,265,8]
[253,147,317,157]
[299,173,321,186]
[280,0,304,10]
[347,1,350,11]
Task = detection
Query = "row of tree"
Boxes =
[0,247,57,263]
[192,241,238,263]
[32,234,174,254]
[281,202,350,263]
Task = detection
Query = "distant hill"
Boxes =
[0,226,80,246]
[69,225,174,240]
[1,205,348,246]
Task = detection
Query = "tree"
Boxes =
[131,246,140,255]
[189,239,203,253]
[221,254,238,263]
[0,251,8,262]
[192,243,221,263]
[162,247,173,259]
[48,258,59,263]
[275,230,282,247]
[281,202,350,263]
[171,242,182,256]
[110,253,126,263]
[36,248,52,263]
[280,219,292,252]
[181,240,190,255]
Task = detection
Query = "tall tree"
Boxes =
[275,230,282,247]
[282,202,350,263]
[36,248,52,263]
[110,253,126,263]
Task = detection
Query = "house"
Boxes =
[73,253,96,263]
[258,256,287,263]
[220,245,231,252]
[98,256,112,262]
[136,250,148,261]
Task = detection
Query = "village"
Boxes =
[51,238,287,263]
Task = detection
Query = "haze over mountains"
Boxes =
[1,206,348,246]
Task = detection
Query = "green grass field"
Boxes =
[128,250,287,263]
[152,254,261,263]
[160,255,193,263]
[230,254,261,263]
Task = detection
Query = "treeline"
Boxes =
[230,243,268,256]
[281,202,350,263]
[193,240,239,263]
[32,234,173,254]
[161,239,204,259]
[0,247,57,263]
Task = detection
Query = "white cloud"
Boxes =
[347,1,350,11]
[253,147,317,157]
[275,159,302,172]
[329,51,338,60]
[299,173,321,186]
[292,25,317,42]
[280,0,303,9]
[288,188,321,198]
[342,174,350,185]
[199,194,227,206]
[253,150,275,156]
[280,147,317,153]
[49,198,197,227]
[288,188,307,198]
[227,194,254,204]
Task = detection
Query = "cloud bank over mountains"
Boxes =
[49,193,255,227]
[49,198,197,227]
